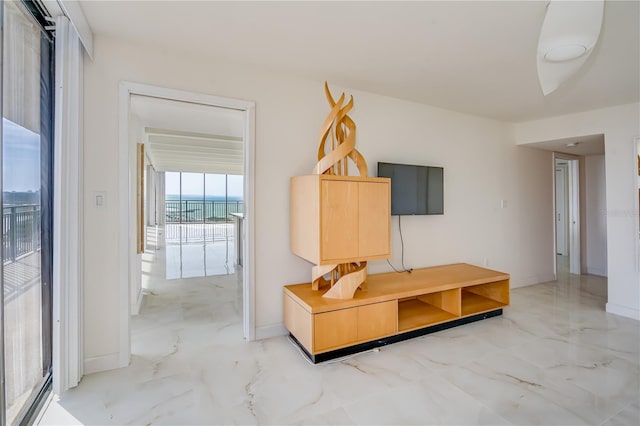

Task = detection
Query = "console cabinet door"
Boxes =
[313,302,397,353]
[319,179,390,263]
[314,308,358,352]
[320,180,359,262]
[358,181,390,258]
[357,300,397,341]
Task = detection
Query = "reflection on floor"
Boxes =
[164,223,236,278]
[557,254,569,275]
[39,268,639,425]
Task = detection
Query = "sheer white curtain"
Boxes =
[52,15,83,395]
[2,1,44,419]
[2,0,40,133]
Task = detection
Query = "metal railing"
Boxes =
[2,205,40,263]
[164,222,235,244]
[165,200,243,224]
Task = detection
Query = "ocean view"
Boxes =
[165,195,244,223]
[166,194,243,202]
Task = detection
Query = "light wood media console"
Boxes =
[284,263,510,363]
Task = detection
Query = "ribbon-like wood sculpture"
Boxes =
[313,83,368,177]
[312,83,368,299]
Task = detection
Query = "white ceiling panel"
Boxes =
[130,95,244,174]
[81,1,640,122]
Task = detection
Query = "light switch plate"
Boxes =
[94,191,107,208]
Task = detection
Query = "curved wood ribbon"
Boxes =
[312,82,368,177]
[311,263,338,291]
[323,83,367,176]
[322,262,368,299]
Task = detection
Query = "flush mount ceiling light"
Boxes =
[566,142,580,147]
[537,1,604,95]
[544,44,587,62]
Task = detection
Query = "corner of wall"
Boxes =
[84,352,127,375]
[606,302,640,321]
[131,288,144,316]
[255,323,288,340]
[510,273,557,289]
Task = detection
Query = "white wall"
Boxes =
[584,155,607,276]
[514,103,640,320]
[82,35,555,369]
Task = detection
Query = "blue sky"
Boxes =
[166,171,243,198]
[3,118,40,192]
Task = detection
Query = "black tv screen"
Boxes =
[377,162,444,215]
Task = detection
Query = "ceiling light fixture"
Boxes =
[544,44,588,63]
[566,142,580,147]
[537,0,604,95]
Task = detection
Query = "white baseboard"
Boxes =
[255,323,288,340]
[606,302,640,321]
[510,273,556,288]
[84,352,127,375]
[586,267,607,277]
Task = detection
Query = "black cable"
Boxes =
[386,259,403,273]
[387,215,412,274]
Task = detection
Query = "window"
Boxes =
[1,1,54,423]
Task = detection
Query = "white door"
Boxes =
[555,166,568,255]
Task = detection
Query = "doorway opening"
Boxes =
[554,155,580,277]
[119,83,256,367]
[521,134,607,297]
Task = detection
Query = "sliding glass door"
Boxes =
[164,172,244,278]
[1,1,54,424]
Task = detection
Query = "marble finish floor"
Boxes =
[39,258,639,425]
[163,223,238,278]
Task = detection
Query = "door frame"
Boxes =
[555,162,569,256]
[118,82,256,366]
[552,152,581,276]
[634,137,640,272]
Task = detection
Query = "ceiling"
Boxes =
[80,1,639,123]
[130,95,244,174]
[523,133,605,156]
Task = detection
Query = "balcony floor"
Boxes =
[163,223,237,279]
[3,251,44,422]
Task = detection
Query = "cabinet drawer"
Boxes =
[357,300,397,341]
[313,301,398,353]
[314,308,358,352]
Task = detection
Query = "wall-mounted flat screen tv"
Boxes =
[377,162,444,215]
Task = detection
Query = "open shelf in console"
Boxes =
[461,279,509,316]
[398,298,457,332]
[398,287,461,332]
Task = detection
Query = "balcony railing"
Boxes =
[2,205,40,264]
[165,200,243,224]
